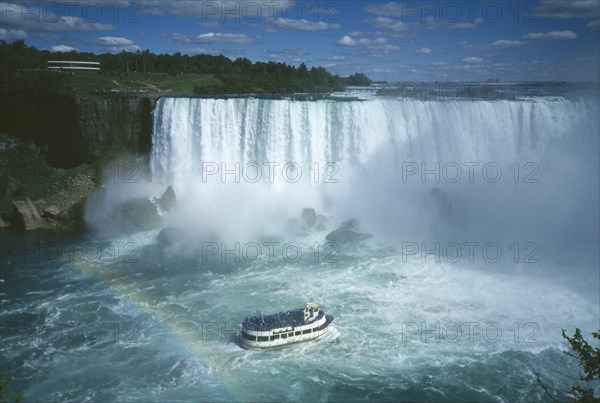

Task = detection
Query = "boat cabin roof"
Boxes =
[243,305,324,331]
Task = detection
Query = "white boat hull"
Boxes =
[240,321,335,350]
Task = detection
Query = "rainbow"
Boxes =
[72,259,249,400]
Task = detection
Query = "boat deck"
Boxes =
[243,309,323,331]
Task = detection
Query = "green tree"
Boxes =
[537,329,600,402]
[562,329,600,402]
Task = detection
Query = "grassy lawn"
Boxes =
[54,71,214,94]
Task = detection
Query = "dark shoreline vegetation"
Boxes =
[0,40,372,95]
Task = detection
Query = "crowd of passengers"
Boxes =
[243,309,323,331]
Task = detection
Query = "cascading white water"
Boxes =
[150,96,599,248]
[151,97,596,183]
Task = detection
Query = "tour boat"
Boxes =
[240,302,335,349]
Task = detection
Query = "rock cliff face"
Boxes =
[0,93,156,166]
[74,95,156,160]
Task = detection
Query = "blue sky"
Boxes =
[1,0,599,81]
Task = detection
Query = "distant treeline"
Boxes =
[0,40,372,93]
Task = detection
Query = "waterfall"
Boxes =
[151,97,597,188]
[146,96,599,246]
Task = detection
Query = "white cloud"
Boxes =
[449,18,484,29]
[337,35,357,46]
[492,39,527,48]
[425,16,484,29]
[337,34,399,56]
[0,28,27,41]
[416,47,432,54]
[365,16,409,32]
[586,19,600,29]
[535,0,600,19]
[172,32,259,44]
[92,36,136,46]
[463,56,484,63]
[89,36,141,52]
[457,40,492,51]
[50,44,76,52]
[522,30,577,40]
[367,44,400,54]
[369,68,394,74]
[261,48,306,63]
[273,17,340,31]
[77,0,295,19]
[337,35,388,46]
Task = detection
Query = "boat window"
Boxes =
[257,336,268,342]
[288,332,293,337]
[295,331,301,336]
[281,333,287,339]
[302,328,312,334]
[271,334,280,341]
[242,331,257,341]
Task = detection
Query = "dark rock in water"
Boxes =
[326,226,372,244]
[12,198,44,230]
[340,218,359,230]
[156,185,176,212]
[112,198,162,233]
[158,227,185,245]
[315,215,329,232]
[301,208,317,228]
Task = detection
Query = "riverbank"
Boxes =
[1,134,126,232]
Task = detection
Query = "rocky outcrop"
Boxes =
[315,214,329,232]
[325,227,373,244]
[12,198,43,230]
[301,208,317,228]
[8,166,98,231]
[0,216,10,228]
[340,218,359,230]
[155,185,176,212]
[43,205,60,219]
[325,219,372,244]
